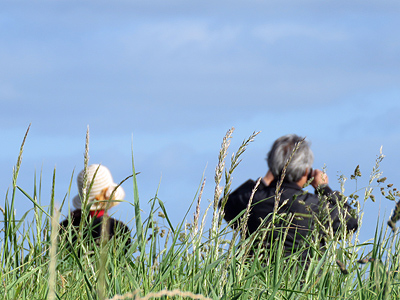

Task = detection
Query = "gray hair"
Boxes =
[267,134,314,183]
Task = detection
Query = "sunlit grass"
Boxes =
[1,127,400,299]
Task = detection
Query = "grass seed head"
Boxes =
[377,177,387,183]
[336,260,349,275]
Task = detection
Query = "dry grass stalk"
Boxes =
[82,126,90,207]
[48,207,60,300]
[368,146,385,186]
[106,289,212,300]
[193,178,206,237]
[240,177,261,241]
[98,174,133,299]
[210,127,234,238]
[13,123,31,187]
[222,224,241,273]
[274,138,304,215]
[218,131,260,231]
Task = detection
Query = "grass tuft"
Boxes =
[2,129,400,299]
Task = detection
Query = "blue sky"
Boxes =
[1,1,400,245]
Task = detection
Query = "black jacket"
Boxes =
[59,209,132,254]
[221,179,358,254]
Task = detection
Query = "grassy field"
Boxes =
[1,127,400,299]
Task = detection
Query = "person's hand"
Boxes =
[311,169,329,188]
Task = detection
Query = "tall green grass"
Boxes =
[1,127,400,299]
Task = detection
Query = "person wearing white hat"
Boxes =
[72,164,126,213]
[60,164,131,253]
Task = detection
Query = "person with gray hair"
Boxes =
[267,134,314,183]
[220,134,358,260]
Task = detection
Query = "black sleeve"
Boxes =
[220,180,256,229]
[110,219,132,250]
[59,210,82,242]
[315,185,358,232]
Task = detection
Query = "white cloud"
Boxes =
[0,0,399,137]
[252,23,348,44]
[119,21,240,55]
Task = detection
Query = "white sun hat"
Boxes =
[72,164,125,210]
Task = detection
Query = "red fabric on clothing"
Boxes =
[89,210,106,218]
